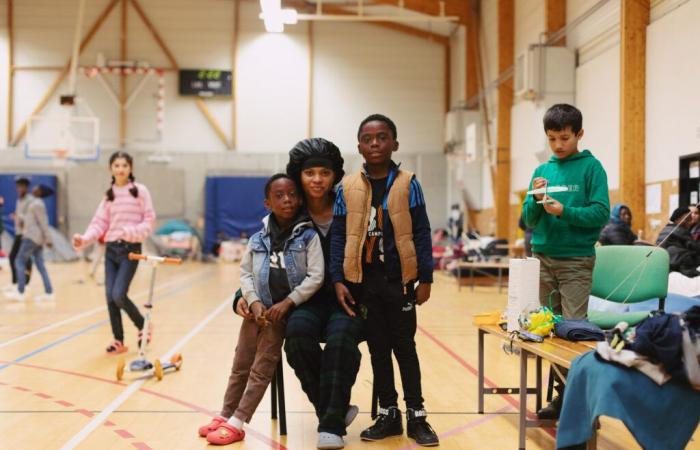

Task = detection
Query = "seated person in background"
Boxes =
[690,206,700,241]
[598,204,638,246]
[656,207,700,277]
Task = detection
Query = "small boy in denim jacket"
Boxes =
[199,173,324,445]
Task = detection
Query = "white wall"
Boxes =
[515,0,545,56]
[575,43,620,189]
[312,22,445,155]
[646,0,700,183]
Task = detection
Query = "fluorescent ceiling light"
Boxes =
[259,2,298,32]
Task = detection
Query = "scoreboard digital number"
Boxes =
[179,70,232,97]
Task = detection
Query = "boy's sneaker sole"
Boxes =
[360,430,403,441]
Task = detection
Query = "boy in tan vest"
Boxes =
[330,114,438,447]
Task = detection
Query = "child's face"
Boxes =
[357,121,398,167]
[15,183,28,196]
[546,127,583,159]
[301,166,335,201]
[264,178,301,222]
[620,207,632,225]
[111,157,132,183]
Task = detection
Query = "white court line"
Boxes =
[0,267,211,349]
[59,295,232,450]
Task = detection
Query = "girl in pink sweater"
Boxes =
[73,151,156,354]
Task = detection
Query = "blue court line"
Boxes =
[0,270,217,373]
[0,320,108,371]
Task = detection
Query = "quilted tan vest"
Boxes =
[341,170,418,284]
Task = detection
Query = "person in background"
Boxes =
[72,151,156,354]
[598,204,638,246]
[690,206,700,241]
[447,204,463,242]
[5,185,55,302]
[656,207,700,277]
[3,177,33,293]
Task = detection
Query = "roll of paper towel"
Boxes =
[506,258,541,332]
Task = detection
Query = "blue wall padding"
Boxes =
[0,174,58,236]
[204,176,268,253]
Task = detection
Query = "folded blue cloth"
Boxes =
[555,319,605,341]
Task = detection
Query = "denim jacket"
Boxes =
[240,215,325,308]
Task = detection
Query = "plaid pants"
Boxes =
[284,296,363,436]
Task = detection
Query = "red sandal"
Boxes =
[106,340,128,354]
[206,422,245,445]
[198,416,226,437]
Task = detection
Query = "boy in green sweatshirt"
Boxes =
[522,103,610,419]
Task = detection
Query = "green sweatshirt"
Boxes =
[522,150,610,257]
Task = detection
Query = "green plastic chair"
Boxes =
[588,245,669,328]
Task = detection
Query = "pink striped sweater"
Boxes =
[80,182,156,246]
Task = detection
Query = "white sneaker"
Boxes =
[317,432,344,450]
[5,290,25,302]
[34,293,55,302]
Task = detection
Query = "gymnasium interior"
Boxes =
[1,0,700,449]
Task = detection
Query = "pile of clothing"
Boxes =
[596,306,700,389]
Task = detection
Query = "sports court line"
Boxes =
[0,320,108,371]
[59,295,233,450]
[416,324,556,439]
[396,405,513,450]
[0,267,211,349]
[0,359,288,450]
[0,270,215,372]
[0,381,153,450]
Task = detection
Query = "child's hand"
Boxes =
[267,298,294,323]
[334,282,356,317]
[416,283,431,305]
[235,299,254,320]
[543,197,564,217]
[532,177,547,200]
[72,234,84,249]
[250,301,268,327]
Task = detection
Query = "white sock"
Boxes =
[227,416,244,430]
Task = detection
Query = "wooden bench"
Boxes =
[477,324,596,449]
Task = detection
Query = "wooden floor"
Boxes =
[0,259,697,450]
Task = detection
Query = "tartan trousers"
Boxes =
[284,296,364,436]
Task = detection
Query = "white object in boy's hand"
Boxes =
[527,186,569,196]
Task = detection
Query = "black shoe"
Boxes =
[406,409,439,447]
[536,395,563,420]
[360,407,403,441]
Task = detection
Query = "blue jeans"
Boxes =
[105,241,144,342]
[16,239,52,294]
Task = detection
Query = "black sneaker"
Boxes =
[360,407,403,441]
[536,395,563,420]
[406,409,439,447]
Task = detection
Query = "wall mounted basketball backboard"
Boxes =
[24,114,101,164]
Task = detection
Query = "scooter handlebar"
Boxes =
[128,253,182,265]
